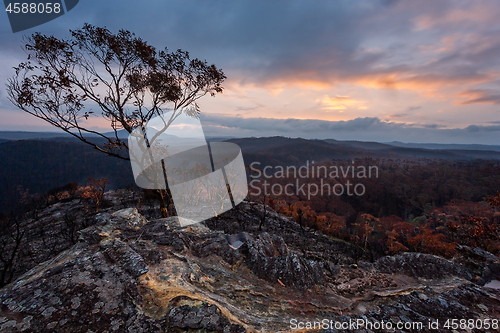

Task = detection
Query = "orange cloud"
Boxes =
[351,71,496,92]
[386,113,409,119]
[456,89,500,105]
[318,95,368,112]
[419,35,461,54]
[229,66,498,99]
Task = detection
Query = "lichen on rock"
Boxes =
[0,199,499,332]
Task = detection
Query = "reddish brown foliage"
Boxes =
[248,160,500,258]
[79,178,109,213]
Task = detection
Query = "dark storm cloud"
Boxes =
[0,1,366,83]
[0,1,418,84]
[3,0,500,88]
[2,0,500,144]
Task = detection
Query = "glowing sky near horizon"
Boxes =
[0,0,499,144]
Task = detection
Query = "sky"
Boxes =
[1,0,500,144]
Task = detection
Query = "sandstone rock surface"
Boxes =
[0,201,499,332]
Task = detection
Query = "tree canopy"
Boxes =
[7,23,226,160]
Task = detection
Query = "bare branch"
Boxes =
[6,24,226,163]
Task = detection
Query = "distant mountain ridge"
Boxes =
[2,131,500,152]
[0,130,229,142]
[226,136,500,162]
[385,141,500,152]
[0,130,129,141]
[1,135,500,214]
[0,131,72,140]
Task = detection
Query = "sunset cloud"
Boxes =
[1,0,499,144]
[318,95,368,111]
[387,114,409,119]
[457,89,500,105]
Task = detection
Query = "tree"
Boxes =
[7,24,226,217]
[79,177,110,213]
[386,229,409,254]
[487,192,500,209]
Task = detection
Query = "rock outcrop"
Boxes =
[0,200,499,332]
